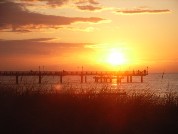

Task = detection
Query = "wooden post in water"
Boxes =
[95,77,98,83]
[119,77,122,83]
[117,76,119,83]
[60,74,63,83]
[81,75,83,83]
[16,75,19,84]
[39,66,41,84]
[94,77,96,83]
[141,76,143,83]
[85,76,87,83]
[127,76,129,83]
[100,77,103,83]
[109,78,112,83]
[130,76,132,83]
[104,78,106,83]
[81,66,84,83]
[96,78,99,83]
[39,73,41,84]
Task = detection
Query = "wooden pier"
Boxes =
[0,70,148,84]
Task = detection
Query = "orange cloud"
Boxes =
[0,1,105,32]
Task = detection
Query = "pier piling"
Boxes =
[141,76,143,83]
[85,76,87,83]
[130,76,132,83]
[127,76,129,83]
[39,74,41,84]
[60,74,63,83]
[16,75,19,84]
[81,75,83,83]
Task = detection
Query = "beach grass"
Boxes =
[0,84,178,134]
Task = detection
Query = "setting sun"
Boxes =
[107,50,126,66]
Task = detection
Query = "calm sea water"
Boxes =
[0,73,178,94]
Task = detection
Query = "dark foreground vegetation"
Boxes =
[0,86,178,134]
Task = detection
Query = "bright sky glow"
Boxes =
[0,0,178,72]
[107,49,126,66]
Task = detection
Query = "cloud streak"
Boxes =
[19,0,99,7]
[75,0,102,11]
[0,1,105,32]
[77,5,102,11]
[18,0,69,7]
[116,8,171,14]
[75,0,99,5]
[0,38,91,56]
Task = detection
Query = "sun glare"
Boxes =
[107,50,126,66]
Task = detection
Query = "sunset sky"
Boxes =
[0,0,178,72]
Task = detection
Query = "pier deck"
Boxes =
[0,70,148,84]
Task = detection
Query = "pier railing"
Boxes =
[0,70,148,76]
